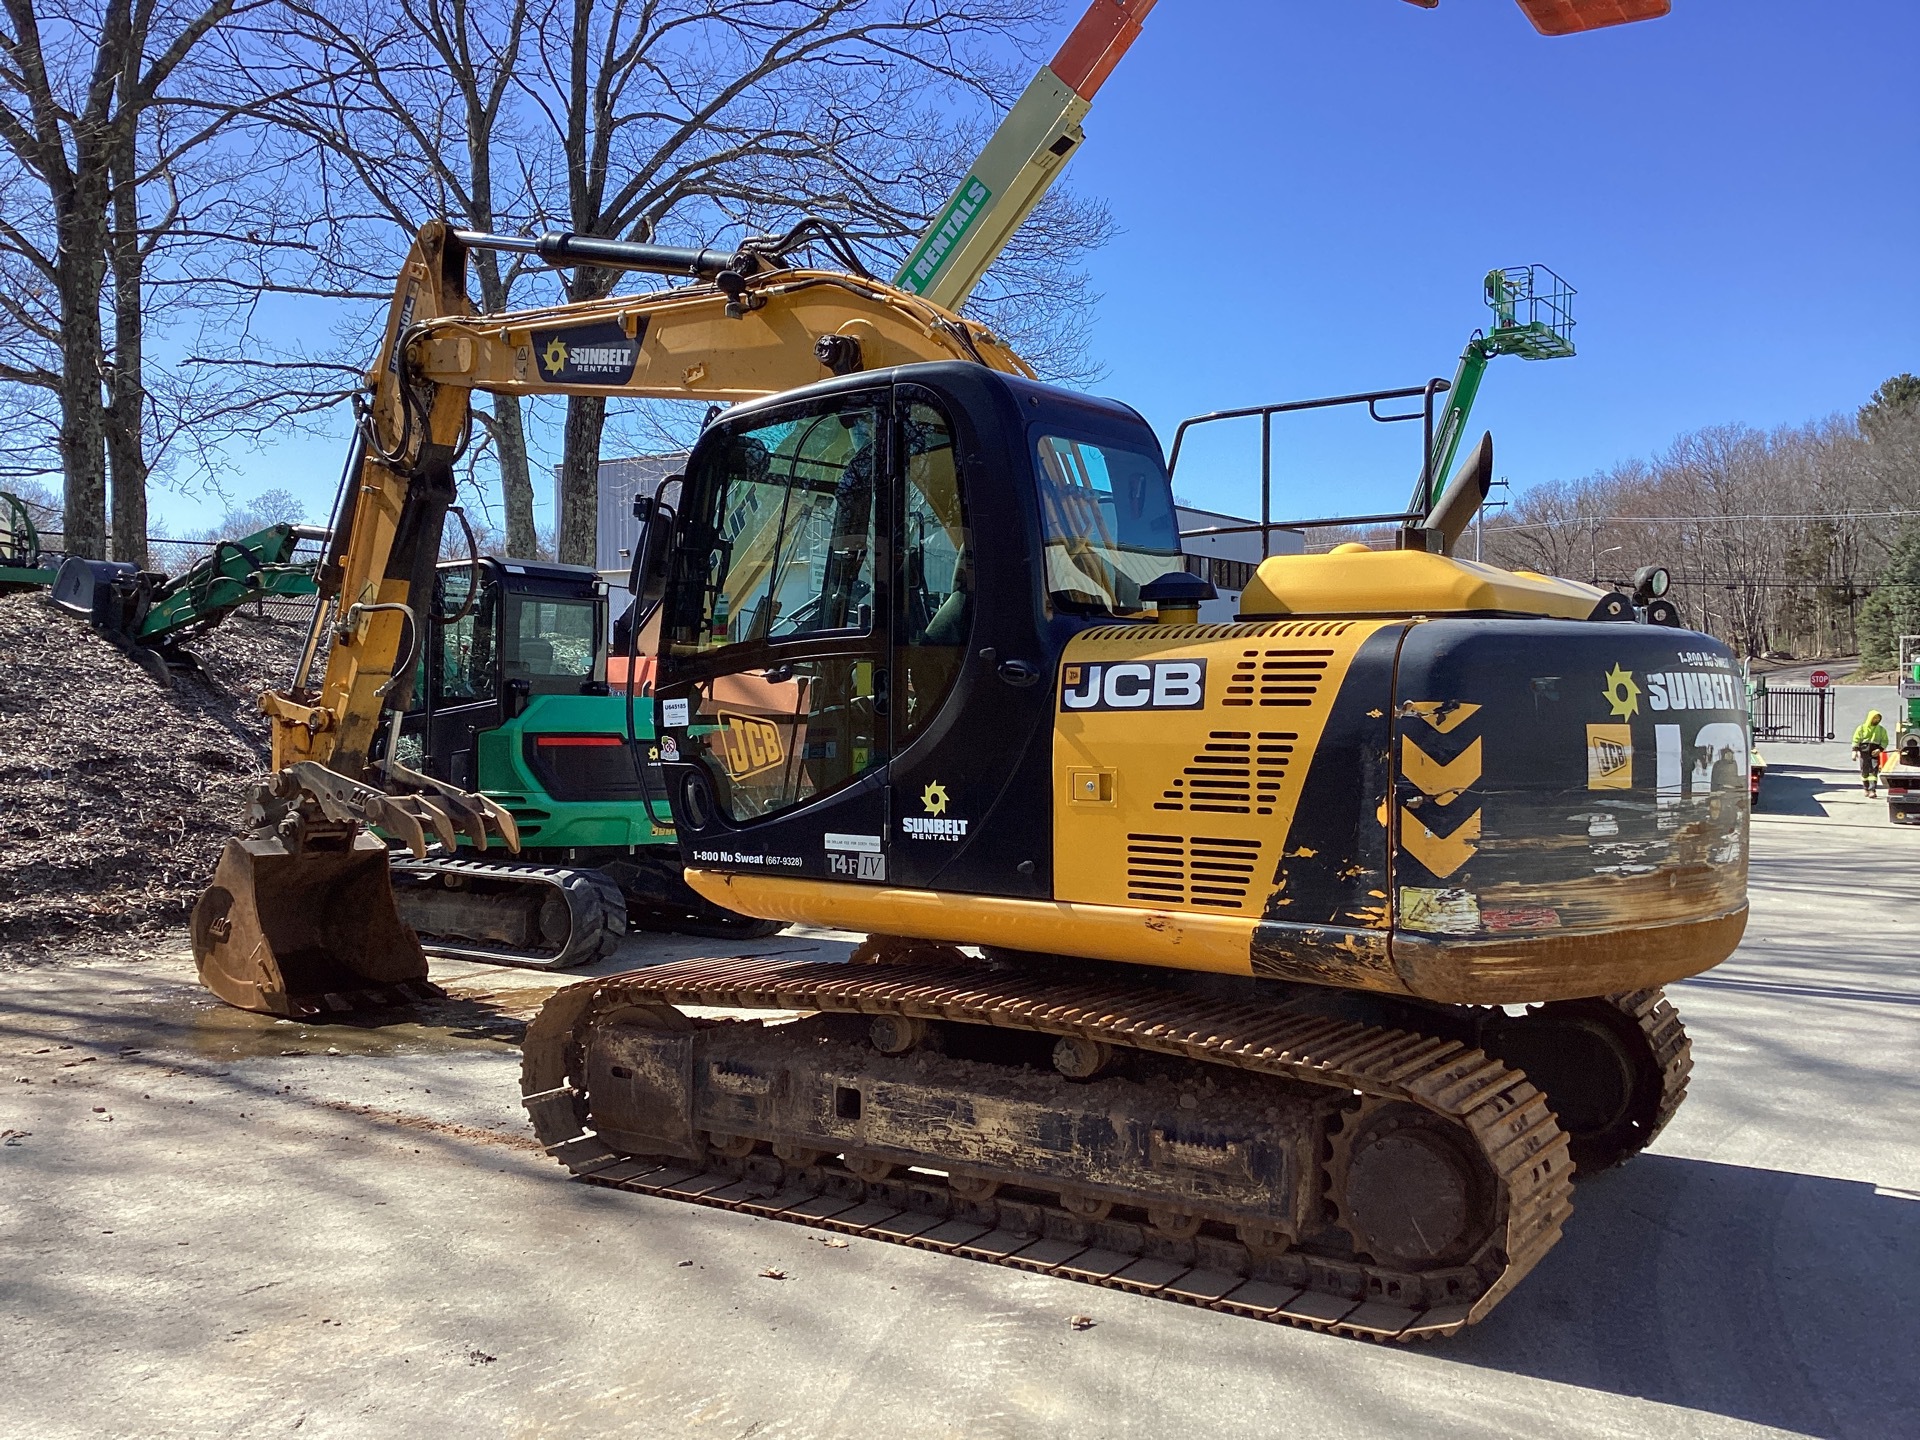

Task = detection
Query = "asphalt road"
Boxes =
[3,766,1917,1440]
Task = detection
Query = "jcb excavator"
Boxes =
[193,0,1727,1339]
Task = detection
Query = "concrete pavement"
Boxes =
[3,769,1917,1440]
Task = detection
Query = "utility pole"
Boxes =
[1475,477,1510,563]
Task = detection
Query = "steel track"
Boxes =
[521,956,1577,1340]
[393,857,627,969]
[1604,987,1693,1158]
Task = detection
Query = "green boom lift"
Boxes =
[1420,265,1577,509]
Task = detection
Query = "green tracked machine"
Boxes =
[381,555,783,968]
[1,491,59,591]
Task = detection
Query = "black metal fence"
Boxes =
[1751,685,1835,742]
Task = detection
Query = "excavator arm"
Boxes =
[269,223,1025,779]
[195,218,1031,1015]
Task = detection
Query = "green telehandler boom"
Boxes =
[1420,265,1578,511]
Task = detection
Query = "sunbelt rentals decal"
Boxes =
[530,318,648,385]
[902,780,967,842]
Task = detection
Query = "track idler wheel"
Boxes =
[1480,993,1686,1174]
[191,834,431,1016]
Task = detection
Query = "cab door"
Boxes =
[655,388,895,883]
[424,564,504,790]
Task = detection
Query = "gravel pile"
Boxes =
[0,594,308,962]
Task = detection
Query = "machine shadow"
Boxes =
[1446,1153,1919,1438]
[1754,768,1841,816]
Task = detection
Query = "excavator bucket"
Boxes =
[191,833,438,1017]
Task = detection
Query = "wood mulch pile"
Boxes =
[0,593,307,963]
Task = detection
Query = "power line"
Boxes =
[1489,510,1920,531]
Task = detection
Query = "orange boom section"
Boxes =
[1514,0,1671,34]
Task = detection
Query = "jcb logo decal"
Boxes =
[716,711,785,779]
[1587,723,1633,790]
[1060,659,1206,712]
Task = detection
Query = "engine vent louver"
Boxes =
[1222,648,1333,708]
[1125,833,1263,910]
[1156,731,1298,816]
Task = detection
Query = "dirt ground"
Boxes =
[0,594,304,960]
[2,756,1917,1439]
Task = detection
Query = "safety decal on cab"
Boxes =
[530,318,647,386]
[1059,659,1206,712]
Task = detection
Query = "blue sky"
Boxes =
[157,0,1918,533]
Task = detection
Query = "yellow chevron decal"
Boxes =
[1402,735,1483,804]
[1399,700,1481,735]
[1401,807,1480,880]
[1399,700,1482,735]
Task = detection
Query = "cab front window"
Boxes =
[1033,430,1182,616]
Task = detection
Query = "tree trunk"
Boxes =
[558,392,606,566]
[106,131,148,568]
[54,199,110,559]
[491,395,538,558]
[469,250,538,557]
[553,256,616,567]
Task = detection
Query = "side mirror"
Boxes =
[627,482,681,608]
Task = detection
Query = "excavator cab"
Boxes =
[643,359,1748,1002]
[644,359,1180,901]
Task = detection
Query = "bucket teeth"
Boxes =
[280,759,515,857]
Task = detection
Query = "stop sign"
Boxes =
[1810,670,1831,689]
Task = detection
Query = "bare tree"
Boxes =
[513,0,1071,564]
[0,0,257,560]
[226,0,552,553]
[218,0,1105,567]
[1479,388,1920,660]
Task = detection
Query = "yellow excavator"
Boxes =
[193,0,1733,1339]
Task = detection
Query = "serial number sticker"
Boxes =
[823,832,882,854]
[660,697,690,727]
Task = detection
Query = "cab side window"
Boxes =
[434,571,498,704]
[897,399,968,741]
[680,405,882,653]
